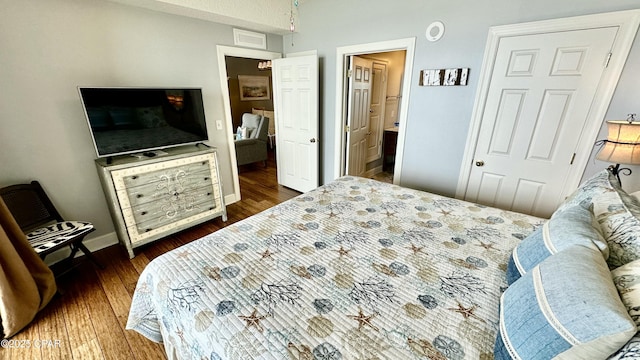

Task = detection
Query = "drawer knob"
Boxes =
[174,192,179,197]
[131,175,138,180]
[145,228,152,232]
[204,177,210,181]
[207,192,211,196]
[137,194,143,198]
[141,211,147,215]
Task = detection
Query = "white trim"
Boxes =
[364,165,383,179]
[456,10,640,202]
[542,222,557,254]
[334,38,416,185]
[216,45,282,204]
[286,50,318,58]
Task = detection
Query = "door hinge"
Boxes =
[570,153,576,165]
[605,52,612,68]
[345,125,350,132]
[348,69,353,78]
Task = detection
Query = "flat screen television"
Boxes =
[78,87,209,158]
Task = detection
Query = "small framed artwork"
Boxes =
[460,68,469,86]
[420,70,430,86]
[238,75,271,101]
[444,68,459,86]
[419,68,470,86]
[430,69,443,86]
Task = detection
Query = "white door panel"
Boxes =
[367,62,387,162]
[346,56,373,177]
[273,55,319,193]
[466,27,618,217]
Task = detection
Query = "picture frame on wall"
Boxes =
[419,68,470,86]
[238,75,271,101]
[430,69,442,86]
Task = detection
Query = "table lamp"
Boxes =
[596,113,640,184]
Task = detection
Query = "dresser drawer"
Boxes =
[129,193,221,235]
[111,153,219,191]
[127,195,224,245]
[125,182,221,228]
[119,160,216,190]
[115,169,215,209]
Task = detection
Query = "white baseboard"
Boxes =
[44,232,119,266]
[364,166,383,178]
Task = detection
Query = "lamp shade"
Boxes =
[596,120,640,165]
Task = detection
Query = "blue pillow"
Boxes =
[496,245,635,359]
[507,204,606,285]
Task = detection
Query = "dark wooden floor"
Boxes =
[3,151,299,360]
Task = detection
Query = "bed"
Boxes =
[126,174,640,359]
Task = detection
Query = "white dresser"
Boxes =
[95,146,226,258]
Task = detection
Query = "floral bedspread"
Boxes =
[126,177,543,359]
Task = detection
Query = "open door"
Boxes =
[272,54,319,193]
[345,56,373,177]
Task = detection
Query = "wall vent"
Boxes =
[233,29,267,49]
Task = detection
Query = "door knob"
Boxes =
[310,138,316,143]
[475,160,485,167]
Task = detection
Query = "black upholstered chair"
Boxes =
[0,181,103,272]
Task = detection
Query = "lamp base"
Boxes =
[608,163,633,185]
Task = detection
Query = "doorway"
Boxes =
[345,51,405,183]
[216,46,281,204]
[334,38,416,185]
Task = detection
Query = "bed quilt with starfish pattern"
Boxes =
[127,176,543,359]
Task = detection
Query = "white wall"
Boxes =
[108,0,295,34]
[0,0,282,243]
[287,0,640,196]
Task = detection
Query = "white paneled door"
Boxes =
[272,54,319,193]
[465,27,618,217]
[367,61,388,163]
[347,56,373,176]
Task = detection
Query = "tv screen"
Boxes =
[78,87,209,157]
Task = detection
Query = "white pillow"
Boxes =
[236,126,249,140]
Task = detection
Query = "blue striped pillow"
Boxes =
[496,245,635,359]
[506,204,607,285]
